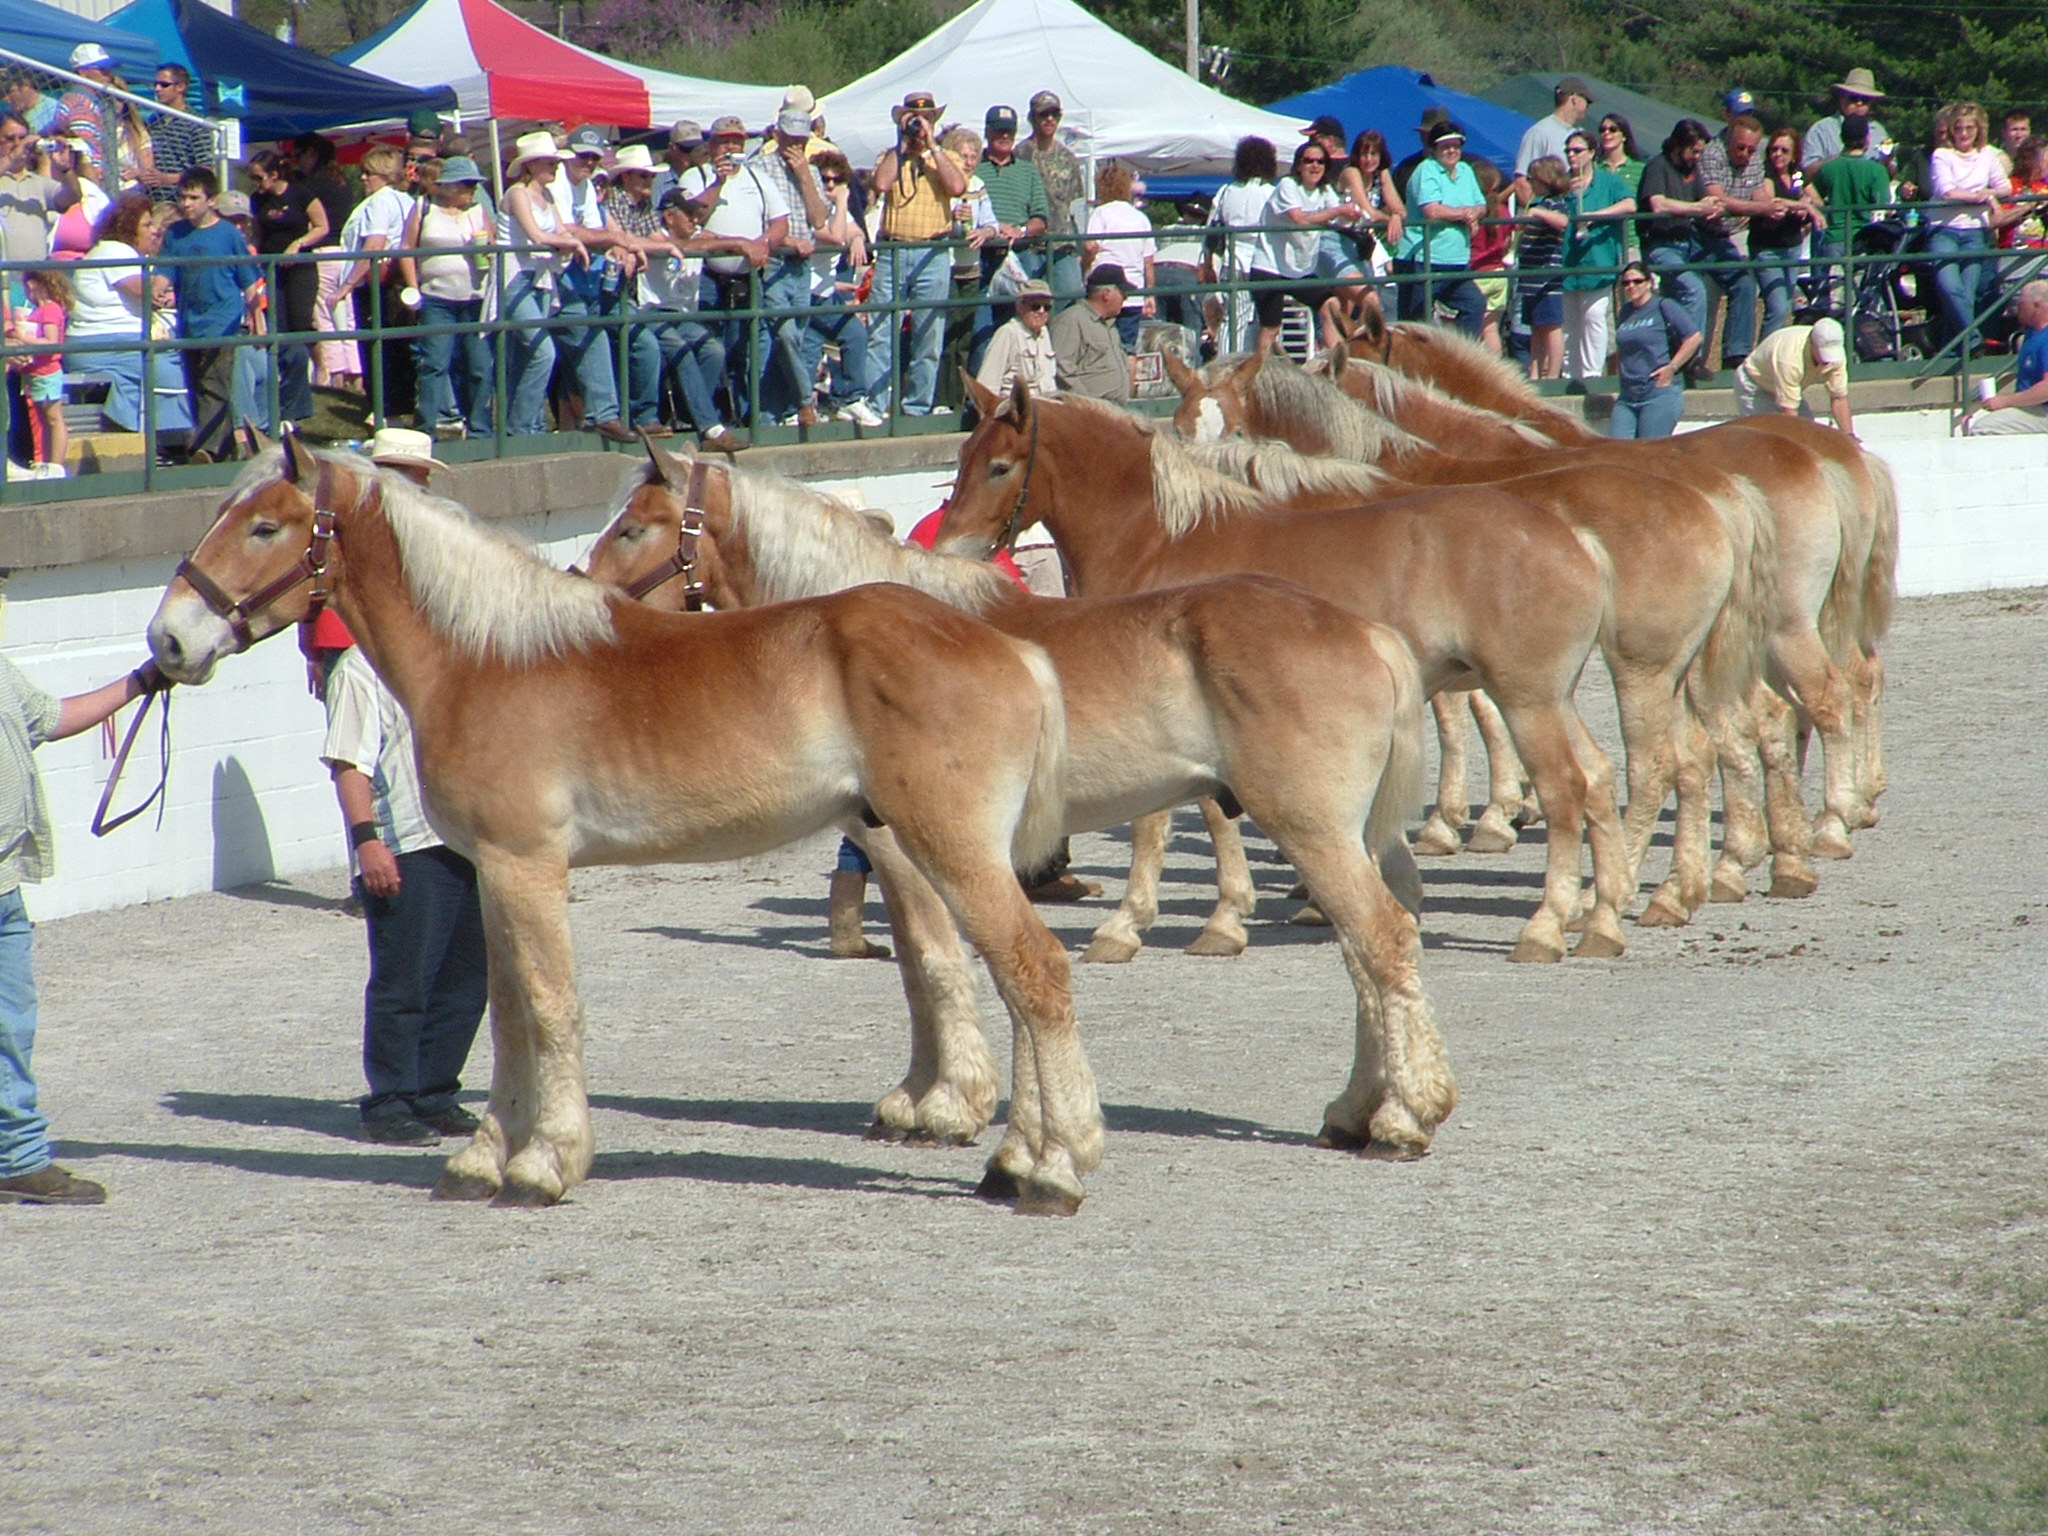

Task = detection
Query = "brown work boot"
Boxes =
[0,1163,107,1205]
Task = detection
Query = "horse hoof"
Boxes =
[1411,819,1462,857]
[1289,902,1331,926]
[975,1164,1022,1203]
[1015,1182,1084,1217]
[1185,930,1247,957]
[1572,929,1627,960]
[1465,812,1518,854]
[1314,1121,1365,1151]
[1357,1137,1430,1162]
[1812,827,1854,861]
[1708,869,1750,903]
[431,1169,498,1202]
[1637,896,1689,928]
[829,940,893,960]
[491,1180,562,1209]
[1080,935,1140,964]
[1286,880,1310,900]
[1768,867,1820,899]
[1509,935,1566,964]
[865,1119,911,1142]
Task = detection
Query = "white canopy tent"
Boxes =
[819,0,1307,175]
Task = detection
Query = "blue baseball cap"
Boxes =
[1723,87,1757,114]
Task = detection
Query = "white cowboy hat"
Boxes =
[368,427,447,474]
[505,129,565,177]
[611,143,657,174]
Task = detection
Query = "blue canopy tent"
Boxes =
[1269,66,1534,172]
[0,0,154,80]
[107,0,454,140]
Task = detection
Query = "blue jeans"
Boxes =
[414,295,489,432]
[1697,234,1757,360]
[553,284,621,427]
[1928,226,1995,342]
[1423,265,1486,337]
[756,258,815,421]
[1046,246,1084,303]
[1646,241,1708,340]
[651,314,726,431]
[1754,249,1799,339]
[232,343,273,434]
[358,845,488,1123]
[868,243,953,415]
[1610,381,1686,438]
[803,291,870,408]
[499,277,558,435]
[610,295,665,429]
[0,886,49,1177]
[69,347,194,435]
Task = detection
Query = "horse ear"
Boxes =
[1009,372,1035,425]
[1162,351,1199,395]
[239,417,274,458]
[282,434,317,486]
[642,430,691,489]
[1236,348,1266,386]
[962,370,999,417]
[1353,303,1385,349]
[1326,339,1351,375]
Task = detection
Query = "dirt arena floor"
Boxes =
[3,589,2044,1535]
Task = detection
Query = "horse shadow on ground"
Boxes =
[219,880,358,915]
[628,922,827,957]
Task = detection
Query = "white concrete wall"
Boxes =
[5,430,2043,921]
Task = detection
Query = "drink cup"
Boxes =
[1976,377,1997,403]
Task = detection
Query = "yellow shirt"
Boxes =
[1740,325,1849,409]
[878,147,964,241]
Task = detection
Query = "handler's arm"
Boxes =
[331,764,400,896]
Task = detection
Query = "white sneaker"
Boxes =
[837,399,884,428]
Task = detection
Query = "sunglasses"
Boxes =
[1621,276,1652,287]
[1567,145,1590,155]
[1299,155,1327,165]
[1033,110,1061,121]
[1600,124,1623,134]
[1019,298,1052,311]
[819,174,844,185]
[154,78,181,89]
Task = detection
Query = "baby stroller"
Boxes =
[1842,215,1935,362]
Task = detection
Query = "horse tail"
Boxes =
[1366,626,1428,918]
[1860,450,1900,651]
[1008,638,1070,874]
[1811,457,1870,666]
[1691,474,1780,714]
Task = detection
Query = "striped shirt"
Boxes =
[320,648,440,858]
[0,655,62,891]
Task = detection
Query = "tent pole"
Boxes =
[489,117,505,208]
[1184,0,1198,78]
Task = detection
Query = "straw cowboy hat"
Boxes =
[368,427,447,474]
[611,143,657,174]
[505,130,565,176]
[1833,68,1884,100]
[891,90,945,126]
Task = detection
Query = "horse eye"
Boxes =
[986,460,1013,480]
[250,519,282,540]
[619,523,642,541]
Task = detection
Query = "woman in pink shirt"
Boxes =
[1928,101,2011,345]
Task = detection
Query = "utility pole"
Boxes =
[1185,0,1198,78]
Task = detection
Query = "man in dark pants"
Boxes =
[321,559,486,1145]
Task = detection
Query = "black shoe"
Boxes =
[0,1163,106,1204]
[360,1114,439,1146]
[595,419,636,443]
[418,1104,480,1137]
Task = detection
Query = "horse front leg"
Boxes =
[1413,692,1470,855]
[1082,810,1167,963]
[436,851,589,1206]
[1465,690,1531,850]
[1642,706,1715,924]
[859,828,1000,1145]
[1187,797,1256,955]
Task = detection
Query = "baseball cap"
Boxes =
[1085,263,1128,294]
[1029,90,1062,117]
[1304,114,1346,141]
[775,107,812,136]
[216,190,251,219]
[1424,120,1467,147]
[1723,87,1757,114]
[709,114,748,139]
[1014,278,1053,300]
[437,154,485,184]
[781,85,816,113]
[69,43,113,72]
[1809,316,1846,365]
[566,125,607,157]
[986,104,1019,135]
[1554,76,1594,103]
[669,119,705,148]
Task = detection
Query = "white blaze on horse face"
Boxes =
[1193,396,1226,442]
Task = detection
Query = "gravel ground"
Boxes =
[3,590,2043,1536]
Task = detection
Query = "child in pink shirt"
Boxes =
[10,269,70,470]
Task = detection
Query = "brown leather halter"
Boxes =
[175,459,346,651]
[995,403,1042,556]
[623,459,710,609]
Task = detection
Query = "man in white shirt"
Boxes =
[1516,77,1593,175]
[681,113,788,426]
[549,125,638,442]
[975,278,1058,398]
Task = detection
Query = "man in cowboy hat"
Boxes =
[1802,68,1889,176]
[321,450,488,1146]
[603,141,677,437]
[865,89,967,417]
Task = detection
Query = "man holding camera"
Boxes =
[865,89,966,418]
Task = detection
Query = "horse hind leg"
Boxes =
[1706,688,1770,902]
[1560,703,1630,958]
[438,854,591,1207]
[1642,706,1715,925]
[1768,630,1863,858]
[859,830,1000,1145]
[1848,647,1886,823]
[1495,705,1589,963]
[1413,692,1470,855]
[1082,810,1166,963]
[1465,689,1531,850]
[1188,797,1256,955]
[1754,684,1823,897]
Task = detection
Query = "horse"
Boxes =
[578,442,1456,1157]
[1167,348,1780,926]
[144,439,1106,1214]
[1294,345,1885,899]
[937,375,1632,966]
[1343,311,1897,829]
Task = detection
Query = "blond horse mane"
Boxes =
[1337,358,1559,447]
[1209,351,1430,463]
[1178,435,1394,500]
[622,454,1012,614]
[232,446,616,664]
[1380,322,1592,440]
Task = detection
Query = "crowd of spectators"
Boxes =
[9,51,2048,468]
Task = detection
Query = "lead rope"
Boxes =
[92,685,171,837]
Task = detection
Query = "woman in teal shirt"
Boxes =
[1395,120,1486,335]
[1559,128,1636,386]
